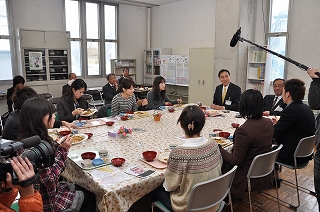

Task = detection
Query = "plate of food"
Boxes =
[71,134,88,145]
[134,111,150,117]
[158,152,170,164]
[81,108,98,117]
[211,137,232,148]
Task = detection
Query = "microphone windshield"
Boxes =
[230,27,241,47]
[21,136,41,149]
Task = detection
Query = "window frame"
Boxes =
[266,0,291,80]
[64,0,118,79]
[0,0,19,84]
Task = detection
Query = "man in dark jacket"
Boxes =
[102,73,118,105]
[211,69,241,111]
[263,78,286,116]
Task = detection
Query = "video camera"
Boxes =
[0,135,55,191]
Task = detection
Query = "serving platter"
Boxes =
[68,147,110,170]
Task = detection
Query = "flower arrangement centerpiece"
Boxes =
[153,111,162,121]
[117,126,133,137]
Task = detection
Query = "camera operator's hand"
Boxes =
[307,68,320,78]
[6,156,35,197]
[60,135,73,150]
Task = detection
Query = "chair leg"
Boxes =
[228,192,233,212]
[274,168,281,212]
[294,167,301,208]
[247,178,253,212]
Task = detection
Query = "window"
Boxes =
[65,0,117,78]
[267,0,289,80]
[0,0,13,80]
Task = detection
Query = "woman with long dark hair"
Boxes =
[219,89,274,200]
[147,76,182,110]
[57,79,89,122]
[19,98,96,212]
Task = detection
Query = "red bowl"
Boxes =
[168,107,175,113]
[81,152,96,160]
[120,116,128,121]
[231,123,240,128]
[111,158,125,166]
[106,121,115,126]
[167,103,173,106]
[84,132,93,139]
[200,106,207,110]
[219,131,231,139]
[142,151,157,162]
[59,130,71,136]
[127,110,134,114]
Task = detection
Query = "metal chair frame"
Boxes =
[274,135,316,209]
[39,93,53,100]
[152,165,238,212]
[246,144,283,212]
[86,89,104,109]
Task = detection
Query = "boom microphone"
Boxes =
[229,27,320,76]
[230,27,241,47]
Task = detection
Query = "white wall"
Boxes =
[118,4,147,84]
[150,0,216,55]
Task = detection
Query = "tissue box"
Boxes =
[108,131,117,138]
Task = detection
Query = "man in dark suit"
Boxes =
[273,78,315,166]
[62,73,77,95]
[118,68,130,85]
[263,78,286,116]
[211,69,241,111]
[103,73,118,105]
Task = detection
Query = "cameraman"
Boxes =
[0,156,43,211]
[307,67,320,207]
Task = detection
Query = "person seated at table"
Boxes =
[219,89,274,201]
[7,75,25,113]
[263,78,286,116]
[272,79,315,182]
[0,156,43,212]
[118,68,131,85]
[19,97,96,212]
[211,69,241,111]
[152,105,223,212]
[111,78,148,117]
[147,76,182,110]
[102,73,118,105]
[57,79,89,122]
[2,86,75,141]
[62,72,77,95]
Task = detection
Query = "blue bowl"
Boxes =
[92,158,104,166]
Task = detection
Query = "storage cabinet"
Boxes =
[17,29,71,83]
[246,45,272,95]
[144,48,171,84]
[110,59,136,82]
[166,84,189,103]
[189,48,214,106]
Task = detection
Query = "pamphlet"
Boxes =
[123,166,155,178]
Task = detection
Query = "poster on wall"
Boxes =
[29,52,43,70]
[161,55,176,84]
[176,55,189,86]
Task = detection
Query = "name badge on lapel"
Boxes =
[225,99,232,106]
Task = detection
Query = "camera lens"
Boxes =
[21,140,55,169]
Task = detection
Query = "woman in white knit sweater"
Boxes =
[152,105,223,212]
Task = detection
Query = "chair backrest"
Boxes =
[39,93,53,100]
[86,89,103,101]
[49,97,60,105]
[247,144,283,179]
[186,165,238,211]
[294,135,316,158]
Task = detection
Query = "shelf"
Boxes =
[248,78,264,81]
[49,56,67,58]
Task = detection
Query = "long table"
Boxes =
[62,106,246,212]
